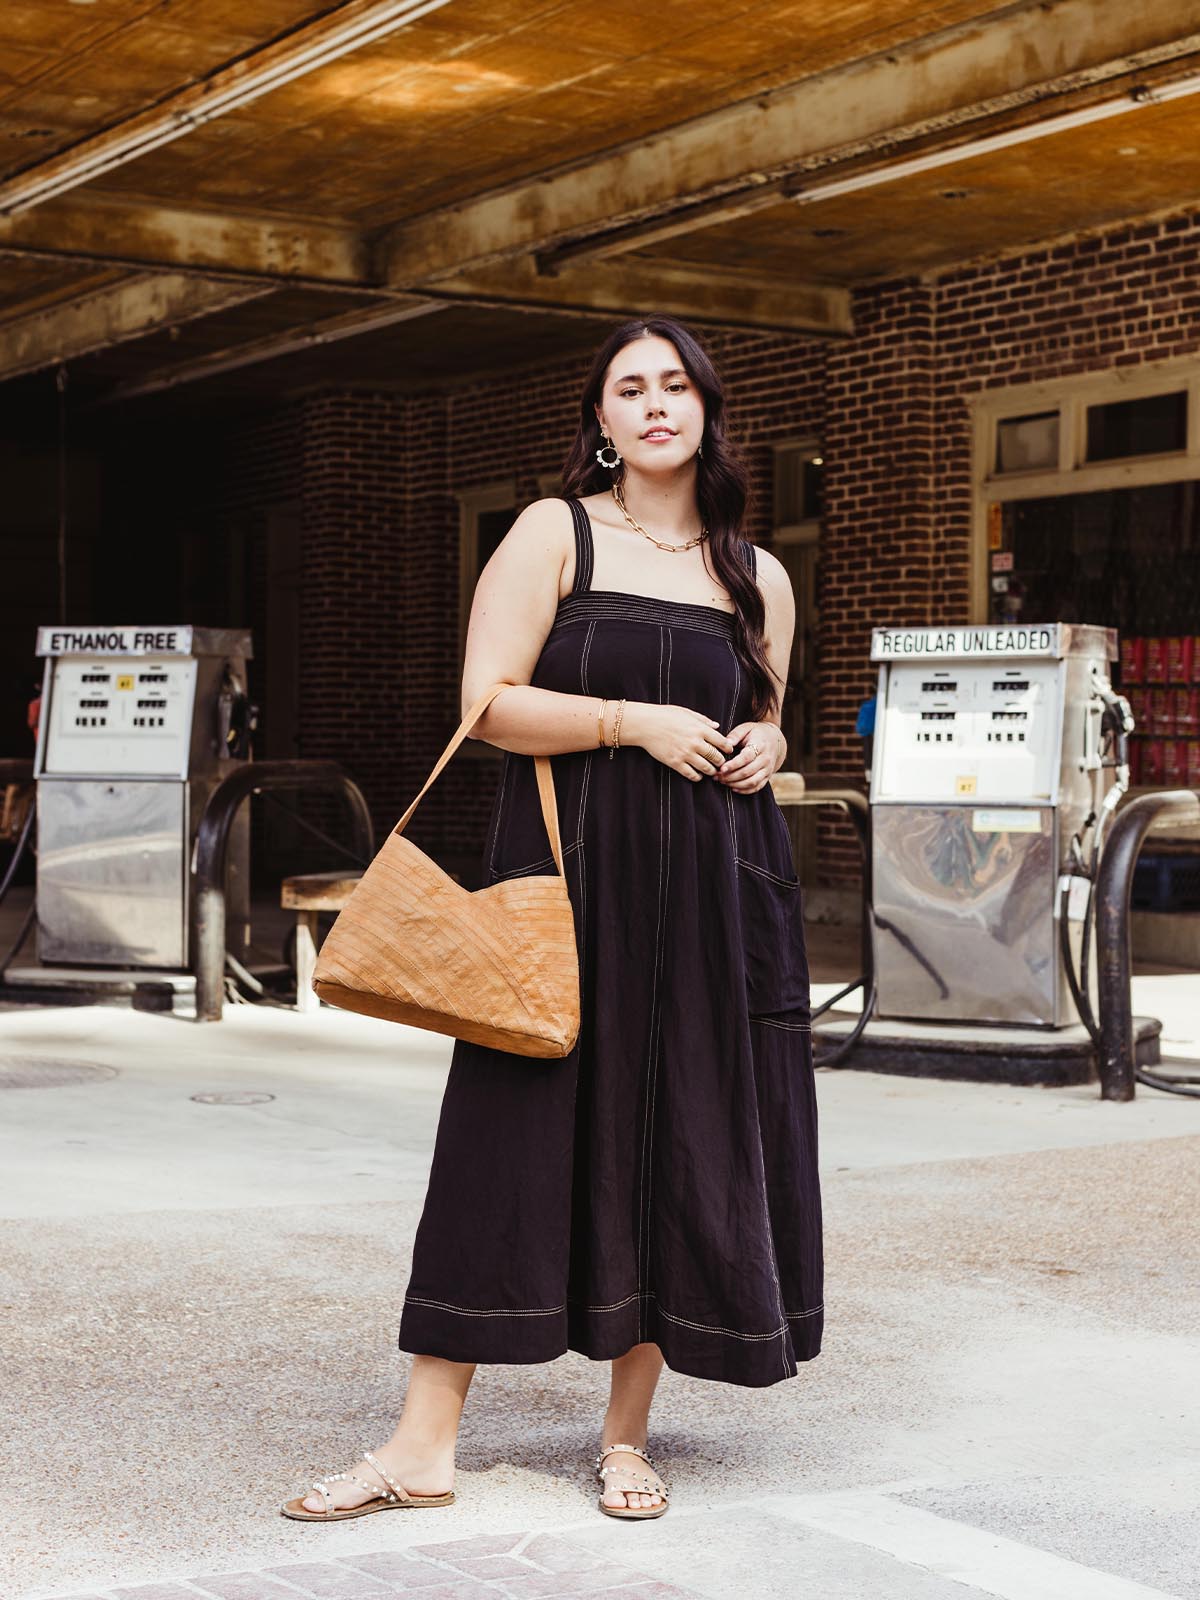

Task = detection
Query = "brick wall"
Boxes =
[168,202,1200,888]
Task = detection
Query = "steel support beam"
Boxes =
[424,255,852,338]
[0,197,375,292]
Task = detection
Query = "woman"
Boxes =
[282,314,823,1525]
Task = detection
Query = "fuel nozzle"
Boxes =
[1090,665,1134,853]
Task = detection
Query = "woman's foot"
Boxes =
[597,1442,667,1511]
[298,1437,455,1514]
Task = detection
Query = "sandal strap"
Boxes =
[348,1472,394,1502]
[596,1441,655,1468]
[362,1449,412,1505]
[598,1467,669,1492]
[595,1443,668,1495]
[308,1466,396,1512]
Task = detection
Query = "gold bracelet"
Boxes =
[609,698,625,759]
[597,697,608,749]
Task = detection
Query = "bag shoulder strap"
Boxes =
[393,683,565,877]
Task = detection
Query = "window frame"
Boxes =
[970,358,1200,620]
[773,435,825,543]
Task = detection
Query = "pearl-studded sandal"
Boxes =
[279,1447,455,1521]
[595,1441,671,1520]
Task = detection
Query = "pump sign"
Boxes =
[36,626,193,657]
[872,626,1058,660]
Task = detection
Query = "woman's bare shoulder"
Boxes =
[492,496,573,565]
[749,543,795,614]
[507,495,574,540]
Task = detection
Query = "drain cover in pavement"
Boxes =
[190,1091,275,1105]
[0,1058,118,1088]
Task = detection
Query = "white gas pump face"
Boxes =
[873,660,1061,804]
[41,656,199,779]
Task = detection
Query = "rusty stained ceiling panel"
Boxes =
[1,0,1018,226]
[49,299,614,409]
[0,252,122,318]
[39,279,380,383]
[0,1,313,145]
[639,90,1200,284]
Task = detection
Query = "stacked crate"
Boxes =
[1118,635,1200,788]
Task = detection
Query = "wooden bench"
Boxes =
[280,871,362,1012]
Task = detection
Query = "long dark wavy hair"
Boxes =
[560,315,779,722]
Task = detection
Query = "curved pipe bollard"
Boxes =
[1095,789,1200,1099]
[769,774,874,1065]
[192,761,375,1022]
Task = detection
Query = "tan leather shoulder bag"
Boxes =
[311,682,580,1058]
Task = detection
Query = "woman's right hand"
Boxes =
[622,702,739,781]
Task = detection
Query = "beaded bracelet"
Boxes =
[609,698,625,759]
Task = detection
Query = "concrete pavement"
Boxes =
[1,969,1198,1600]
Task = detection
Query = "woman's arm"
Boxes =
[460,499,604,752]
[716,546,796,791]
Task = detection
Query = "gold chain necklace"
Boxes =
[611,482,707,551]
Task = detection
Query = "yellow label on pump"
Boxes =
[116,675,134,691]
[955,775,978,796]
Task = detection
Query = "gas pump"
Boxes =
[868,623,1131,1029]
[30,624,254,970]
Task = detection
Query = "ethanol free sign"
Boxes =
[35,625,193,657]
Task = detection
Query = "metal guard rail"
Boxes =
[192,760,374,1022]
[770,774,873,1067]
[1096,788,1200,1100]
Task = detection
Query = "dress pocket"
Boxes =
[735,858,811,1016]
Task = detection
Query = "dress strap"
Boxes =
[742,538,757,580]
[564,496,594,595]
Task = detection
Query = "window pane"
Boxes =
[989,482,1200,635]
[476,506,515,582]
[1085,391,1187,462]
[994,411,1059,473]
[802,456,825,520]
[775,446,824,523]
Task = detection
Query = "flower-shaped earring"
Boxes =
[596,431,622,469]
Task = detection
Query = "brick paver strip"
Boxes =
[449,1556,548,1580]
[111,1585,220,1599]
[335,1550,492,1588]
[187,1573,333,1599]
[261,1562,398,1597]
[498,1536,611,1576]
[73,1530,704,1600]
[410,1535,533,1562]
[496,1572,659,1600]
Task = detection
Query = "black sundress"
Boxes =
[397,496,823,1386]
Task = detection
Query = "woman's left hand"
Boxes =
[714,721,785,793]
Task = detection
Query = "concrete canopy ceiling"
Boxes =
[0,0,1198,400]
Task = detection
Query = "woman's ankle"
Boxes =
[389,1421,459,1456]
[601,1422,650,1449]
